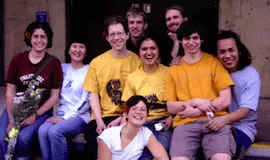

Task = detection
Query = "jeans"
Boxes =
[0,109,52,160]
[38,116,87,160]
[139,116,172,160]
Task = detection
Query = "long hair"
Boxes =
[217,30,252,70]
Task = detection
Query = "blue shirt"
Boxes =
[229,66,261,141]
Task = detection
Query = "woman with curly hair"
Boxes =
[0,21,62,160]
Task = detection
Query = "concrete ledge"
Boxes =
[246,141,270,158]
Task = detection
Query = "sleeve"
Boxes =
[6,55,19,84]
[51,58,63,89]
[83,62,99,93]
[238,70,261,111]
[61,63,68,77]
[62,90,90,120]
[97,128,113,150]
[121,76,136,102]
[143,127,153,146]
[164,68,177,101]
[213,60,234,92]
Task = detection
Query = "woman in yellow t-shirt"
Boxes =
[121,36,173,159]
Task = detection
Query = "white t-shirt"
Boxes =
[57,63,90,123]
[98,125,152,160]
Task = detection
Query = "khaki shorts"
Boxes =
[170,119,236,160]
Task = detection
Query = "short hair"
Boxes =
[126,95,149,114]
[165,5,187,18]
[24,21,53,48]
[177,21,204,41]
[104,15,128,36]
[217,30,252,70]
[125,7,147,23]
[65,34,89,64]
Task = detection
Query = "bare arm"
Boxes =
[211,87,232,111]
[147,134,169,160]
[6,83,16,122]
[171,40,180,58]
[223,108,250,124]
[98,139,112,160]
[90,93,106,134]
[168,32,179,58]
[166,101,186,115]
[36,88,60,116]
[90,93,103,123]
[166,99,198,115]
[207,108,250,131]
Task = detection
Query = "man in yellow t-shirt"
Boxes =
[164,21,236,160]
[82,15,141,159]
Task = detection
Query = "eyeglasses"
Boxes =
[108,32,126,38]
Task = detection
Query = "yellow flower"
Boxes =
[8,128,19,138]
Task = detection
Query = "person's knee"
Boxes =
[47,127,62,139]
[211,153,231,160]
[17,134,31,147]
[38,125,48,139]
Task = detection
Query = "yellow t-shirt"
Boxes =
[83,50,142,119]
[122,64,170,121]
[164,53,234,127]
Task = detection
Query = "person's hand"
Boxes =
[6,122,14,134]
[21,114,37,126]
[169,56,182,66]
[96,120,107,135]
[160,116,173,131]
[107,116,122,128]
[168,32,178,42]
[206,116,227,131]
[178,106,201,118]
[46,116,64,124]
[192,98,216,112]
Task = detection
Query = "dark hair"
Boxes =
[165,5,187,19]
[126,7,147,23]
[24,21,53,48]
[126,95,149,113]
[217,30,252,70]
[136,35,160,56]
[65,34,90,64]
[177,21,204,41]
[104,15,128,36]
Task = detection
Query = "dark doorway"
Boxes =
[0,0,4,85]
[66,0,219,63]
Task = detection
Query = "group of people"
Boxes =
[0,4,260,160]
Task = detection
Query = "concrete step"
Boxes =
[246,141,270,158]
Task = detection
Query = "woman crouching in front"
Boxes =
[97,95,169,160]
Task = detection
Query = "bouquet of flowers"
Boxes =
[5,83,45,160]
